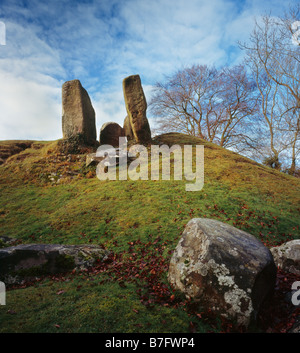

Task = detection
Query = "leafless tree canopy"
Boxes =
[239,5,300,173]
[149,5,300,175]
[149,64,258,150]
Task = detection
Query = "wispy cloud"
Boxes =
[0,69,61,140]
[0,0,297,140]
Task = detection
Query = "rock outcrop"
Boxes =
[62,79,97,145]
[99,122,125,147]
[270,240,300,275]
[0,244,109,285]
[122,75,151,144]
[168,218,277,327]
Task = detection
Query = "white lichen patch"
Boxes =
[229,248,239,257]
[224,288,253,325]
[181,256,253,324]
[168,218,276,328]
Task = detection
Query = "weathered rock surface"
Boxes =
[99,122,125,147]
[122,75,151,144]
[0,244,109,284]
[123,115,134,141]
[86,152,105,167]
[168,218,277,327]
[270,240,300,275]
[89,147,137,168]
[62,79,96,144]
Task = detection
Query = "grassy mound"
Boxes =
[0,133,299,333]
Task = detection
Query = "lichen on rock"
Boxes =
[168,218,277,328]
[0,244,110,285]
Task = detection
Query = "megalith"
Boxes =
[123,115,134,141]
[99,122,125,147]
[122,75,151,144]
[62,79,97,144]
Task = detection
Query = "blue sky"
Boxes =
[0,0,297,140]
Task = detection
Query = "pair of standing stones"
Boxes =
[62,75,151,147]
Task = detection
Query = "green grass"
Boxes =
[0,133,299,333]
[1,274,206,333]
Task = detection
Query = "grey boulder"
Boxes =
[168,218,277,327]
[0,244,109,284]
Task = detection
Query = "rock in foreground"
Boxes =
[0,244,109,285]
[168,218,277,327]
[270,240,300,275]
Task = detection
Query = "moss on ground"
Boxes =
[0,133,299,333]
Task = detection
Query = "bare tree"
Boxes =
[149,65,220,139]
[239,5,300,173]
[149,64,258,150]
[279,87,300,174]
[216,65,259,149]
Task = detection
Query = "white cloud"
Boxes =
[0,20,64,140]
[0,69,61,140]
[0,0,298,140]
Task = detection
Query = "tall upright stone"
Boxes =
[122,75,151,144]
[62,79,96,144]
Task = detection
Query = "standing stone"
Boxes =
[122,75,151,144]
[99,122,125,147]
[62,79,96,144]
[168,218,277,327]
[123,115,134,141]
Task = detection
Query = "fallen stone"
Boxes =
[99,122,125,147]
[86,153,105,167]
[0,244,109,285]
[62,79,97,145]
[122,75,151,144]
[168,218,277,328]
[270,240,300,275]
[89,148,137,168]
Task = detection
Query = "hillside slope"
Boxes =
[0,133,299,333]
[1,132,298,248]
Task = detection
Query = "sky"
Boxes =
[0,0,298,141]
